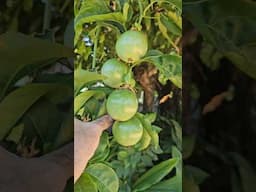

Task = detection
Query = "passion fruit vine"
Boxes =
[101,30,150,147]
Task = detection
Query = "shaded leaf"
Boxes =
[183,176,200,192]
[24,98,62,152]
[184,2,256,79]
[0,83,64,140]
[229,153,256,192]
[183,135,196,159]
[184,165,210,185]
[54,109,74,148]
[6,123,24,143]
[0,32,73,98]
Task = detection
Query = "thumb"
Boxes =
[90,115,113,131]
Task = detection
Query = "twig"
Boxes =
[92,26,101,70]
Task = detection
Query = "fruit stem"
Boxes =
[138,0,144,26]
[92,26,101,70]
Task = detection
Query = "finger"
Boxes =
[91,115,113,131]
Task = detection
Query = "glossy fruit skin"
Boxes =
[101,59,128,88]
[115,30,148,63]
[113,116,143,146]
[106,89,138,121]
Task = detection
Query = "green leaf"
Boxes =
[142,54,182,88]
[75,0,125,33]
[97,98,107,118]
[45,84,73,104]
[151,125,161,149]
[23,0,33,12]
[167,11,182,29]
[184,165,209,185]
[24,98,62,152]
[54,109,74,148]
[157,13,175,47]
[0,32,73,98]
[231,167,242,192]
[74,69,105,92]
[183,3,215,44]
[183,176,200,192]
[86,163,119,192]
[185,2,256,79]
[230,153,256,192]
[123,2,130,22]
[136,113,160,150]
[74,90,105,114]
[0,83,64,140]
[172,147,182,192]
[183,158,202,192]
[145,176,180,192]
[6,123,24,143]
[160,14,181,36]
[76,12,125,27]
[64,19,75,48]
[84,97,101,119]
[166,0,182,10]
[89,132,110,163]
[75,173,98,192]
[224,51,256,80]
[171,120,182,150]
[133,158,178,191]
[183,135,196,159]
[145,113,157,123]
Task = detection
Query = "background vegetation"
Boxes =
[0,0,74,190]
[183,0,256,191]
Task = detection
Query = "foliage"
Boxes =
[183,0,256,191]
[74,0,182,191]
[0,0,74,190]
[184,0,256,80]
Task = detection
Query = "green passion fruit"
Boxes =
[101,59,128,88]
[112,116,143,146]
[106,89,138,121]
[115,30,148,63]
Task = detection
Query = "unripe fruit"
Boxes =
[106,89,138,121]
[113,116,143,146]
[115,30,148,63]
[101,59,128,88]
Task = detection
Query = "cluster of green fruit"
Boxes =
[101,30,151,149]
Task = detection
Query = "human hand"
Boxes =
[0,143,73,192]
[0,115,113,191]
[74,115,113,183]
